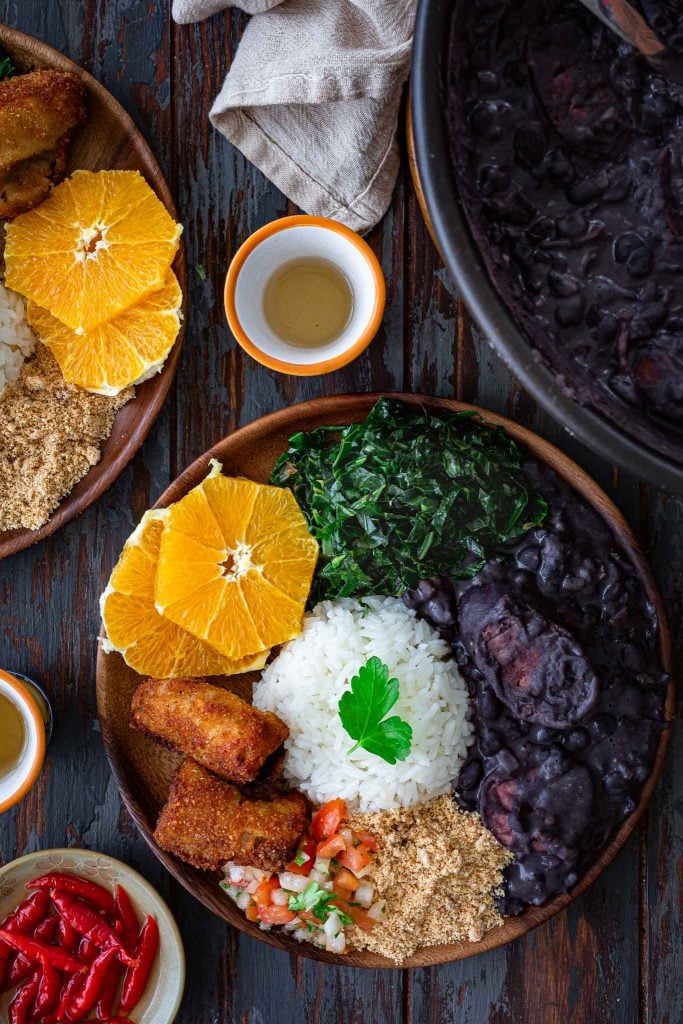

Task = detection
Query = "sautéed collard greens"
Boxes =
[270,398,547,601]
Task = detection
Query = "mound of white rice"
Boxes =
[253,596,474,812]
[0,278,35,398]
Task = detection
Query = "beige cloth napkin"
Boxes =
[172,0,418,233]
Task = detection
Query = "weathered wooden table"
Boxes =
[0,4,680,1022]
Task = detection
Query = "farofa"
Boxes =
[0,343,132,531]
[348,794,512,964]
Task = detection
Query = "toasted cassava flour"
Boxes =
[348,795,512,963]
[0,344,132,531]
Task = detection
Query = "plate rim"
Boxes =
[96,391,675,969]
[0,23,187,561]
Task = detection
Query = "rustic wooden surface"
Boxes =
[0,3,680,1023]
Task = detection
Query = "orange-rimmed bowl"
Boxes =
[224,215,386,376]
[0,669,46,814]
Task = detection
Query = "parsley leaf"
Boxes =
[288,882,351,925]
[338,656,413,764]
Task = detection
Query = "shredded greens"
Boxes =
[0,50,15,80]
[270,398,547,601]
[338,656,412,764]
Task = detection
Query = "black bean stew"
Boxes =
[447,0,683,462]
[404,460,668,914]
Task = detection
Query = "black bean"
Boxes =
[626,247,654,278]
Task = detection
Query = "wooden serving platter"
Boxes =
[0,24,186,560]
[96,393,675,969]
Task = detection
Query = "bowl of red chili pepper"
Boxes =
[0,849,184,1023]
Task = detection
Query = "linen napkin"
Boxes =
[172,0,418,233]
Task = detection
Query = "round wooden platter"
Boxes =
[0,25,187,560]
[96,393,675,969]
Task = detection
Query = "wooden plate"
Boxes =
[96,393,675,969]
[0,25,186,560]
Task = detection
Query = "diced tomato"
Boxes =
[253,877,279,905]
[257,904,296,925]
[334,868,360,892]
[285,838,317,876]
[299,910,323,927]
[351,830,378,851]
[245,904,260,922]
[332,883,354,904]
[317,834,345,859]
[337,843,372,874]
[334,901,376,932]
[311,799,346,841]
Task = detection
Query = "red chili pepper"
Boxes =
[8,973,39,1024]
[27,873,115,916]
[5,953,33,990]
[113,885,138,948]
[78,935,99,963]
[0,928,85,974]
[52,892,123,951]
[34,956,61,1016]
[33,915,59,942]
[58,916,81,954]
[56,972,84,1020]
[95,957,121,1020]
[64,946,120,1022]
[118,916,159,1014]
[0,891,51,962]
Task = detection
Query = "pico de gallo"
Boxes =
[220,798,386,954]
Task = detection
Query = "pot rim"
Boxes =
[410,0,683,496]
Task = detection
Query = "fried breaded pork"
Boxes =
[154,759,309,872]
[0,70,87,218]
[130,677,289,785]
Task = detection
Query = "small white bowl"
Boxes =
[0,669,45,814]
[0,849,185,1023]
[224,215,386,375]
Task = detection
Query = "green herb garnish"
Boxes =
[338,656,412,764]
[288,882,352,925]
[0,51,14,80]
[270,398,547,601]
[294,851,309,867]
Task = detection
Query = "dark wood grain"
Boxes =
[0,3,680,1023]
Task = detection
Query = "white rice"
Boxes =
[253,596,474,812]
[0,278,35,398]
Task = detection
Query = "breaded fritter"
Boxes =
[130,677,289,785]
[154,759,309,872]
[0,70,87,218]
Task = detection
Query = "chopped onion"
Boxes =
[314,857,331,875]
[310,869,327,885]
[354,863,373,879]
[236,891,251,911]
[293,928,309,943]
[324,912,342,939]
[245,881,258,895]
[271,889,290,906]
[355,881,374,908]
[278,871,309,893]
[326,932,346,954]
[367,900,387,922]
[227,864,244,884]
[283,917,301,932]
[340,829,353,846]
[323,881,333,892]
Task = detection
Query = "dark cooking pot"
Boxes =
[410,0,683,496]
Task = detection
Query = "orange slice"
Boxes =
[101,509,267,678]
[155,462,319,660]
[5,169,182,333]
[28,268,182,397]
